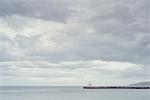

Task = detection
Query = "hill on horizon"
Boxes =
[129,81,150,86]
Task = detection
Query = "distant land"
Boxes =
[129,81,150,87]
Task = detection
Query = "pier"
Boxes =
[83,86,150,89]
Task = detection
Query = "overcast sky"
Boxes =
[0,0,149,86]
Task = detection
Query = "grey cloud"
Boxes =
[0,34,15,61]
[0,0,72,22]
[0,34,12,42]
[0,31,150,65]
[15,34,41,49]
[0,34,31,61]
[88,0,150,34]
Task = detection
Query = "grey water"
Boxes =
[0,86,150,100]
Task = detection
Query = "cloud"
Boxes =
[0,0,149,85]
[0,0,72,22]
[0,60,145,85]
[90,0,150,34]
[0,15,150,64]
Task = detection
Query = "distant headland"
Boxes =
[129,81,150,87]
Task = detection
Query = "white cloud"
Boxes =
[0,60,145,85]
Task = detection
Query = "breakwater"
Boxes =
[83,86,150,89]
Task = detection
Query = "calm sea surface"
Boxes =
[0,86,150,100]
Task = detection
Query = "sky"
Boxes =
[0,0,149,86]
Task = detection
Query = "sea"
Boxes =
[0,86,150,100]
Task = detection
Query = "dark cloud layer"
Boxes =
[0,0,72,22]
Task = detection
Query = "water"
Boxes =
[0,86,150,100]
